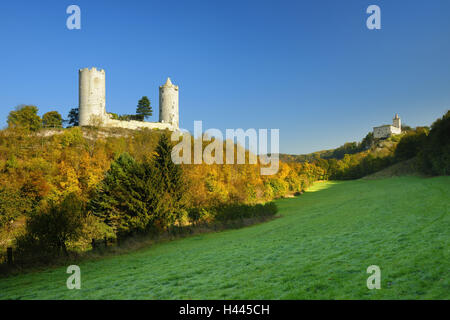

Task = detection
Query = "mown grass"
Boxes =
[0,176,448,299]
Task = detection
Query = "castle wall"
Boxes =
[391,126,401,134]
[373,125,391,139]
[373,125,401,139]
[103,118,176,131]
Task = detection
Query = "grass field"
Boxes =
[1,176,449,299]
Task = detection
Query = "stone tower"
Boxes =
[159,77,179,128]
[393,113,401,130]
[79,67,106,126]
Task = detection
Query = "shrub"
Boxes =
[213,202,278,223]
[187,207,212,225]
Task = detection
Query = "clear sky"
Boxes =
[0,0,449,154]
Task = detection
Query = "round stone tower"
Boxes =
[79,67,106,126]
[159,77,179,128]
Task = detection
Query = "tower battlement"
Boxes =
[79,67,105,72]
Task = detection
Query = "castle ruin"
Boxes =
[79,67,179,130]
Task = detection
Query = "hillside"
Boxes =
[363,158,423,180]
[1,176,448,299]
[0,126,326,255]
[280,134,398,164]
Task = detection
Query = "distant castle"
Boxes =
[373,114,401,139]
[79,67,179,130]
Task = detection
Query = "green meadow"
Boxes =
[1,176,448,299]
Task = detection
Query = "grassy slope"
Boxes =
[1,176,448,299]
[363,158,423,180]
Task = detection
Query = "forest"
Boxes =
[0,106,448,268]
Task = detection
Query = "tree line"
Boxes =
[6,96,153,131]
[293,110,450,180]
[0,119,317,264]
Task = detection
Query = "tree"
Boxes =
[67,108,79,127]
[136,96,152,121]
[90,135,188,237]
[16,193,84,255]
[418,110,450,175]
[360,132,375,150]
[90,153,159,237]
[395,128,428,161]
[42,111,63,128]
[401,124,414,132]
[152,133,188,227]
[0,187,33,230]
[7,105,42,131]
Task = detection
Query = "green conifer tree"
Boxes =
[136,96,152,121]
[152,134,188,227]
[90,153,157,237]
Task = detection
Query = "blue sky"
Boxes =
[0,0,449,154]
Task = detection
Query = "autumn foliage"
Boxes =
[0,125,324,258]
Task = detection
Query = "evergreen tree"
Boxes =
[67,108,79,127]
[152,134,188,227]
[90,135,188,237]
[136,96,152,121]
[90,153,159,237]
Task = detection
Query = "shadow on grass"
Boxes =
[0,212,280,278]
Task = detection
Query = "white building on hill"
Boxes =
[373,114,401,139]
